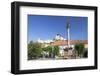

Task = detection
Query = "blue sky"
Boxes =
[28,15,88,42]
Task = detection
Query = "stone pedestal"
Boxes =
[64,50,73,59]
[64,51,68,59]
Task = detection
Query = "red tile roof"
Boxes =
[50,40,88,46]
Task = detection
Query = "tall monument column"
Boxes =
[64,18,71,59]
[66,22,70,49]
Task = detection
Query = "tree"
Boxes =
[42,46,52,58]
[45,46,52,53]
[74,43,85,58]
[42,46,60,58]
[28,41,43,60]
[83,49,88,58]
[53,46,60,57]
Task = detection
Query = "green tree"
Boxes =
[83,49,88,58]
[28,41,43,60]
[42,46,52,52]
[74,43,85,58]
[42,46,52,58]
[53,46,60,56]
[47,46,53,57]
[42,46,60,58]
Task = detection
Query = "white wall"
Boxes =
[0,0,99,76]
